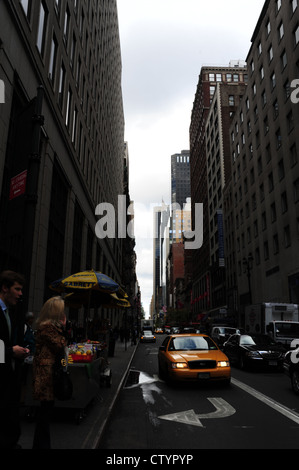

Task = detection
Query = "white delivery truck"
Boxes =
[244,303,299,348]
[141,319,154,332]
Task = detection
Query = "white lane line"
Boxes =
[232,377,299,425]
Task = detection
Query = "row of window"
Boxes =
[19,0,122,206]
[252,0,298,68]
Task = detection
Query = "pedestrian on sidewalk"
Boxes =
[32,296,67,449]
[0,270,29,449]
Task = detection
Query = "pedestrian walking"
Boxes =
[0,270,29,449]
[32,296,67,449]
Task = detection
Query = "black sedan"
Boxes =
[223,334,286,370]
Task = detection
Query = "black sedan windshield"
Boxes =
[240,334,276,346]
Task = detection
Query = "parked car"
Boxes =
[140,330,156,343]
[210,326,242,347]
[283,347,299,394]
[158,334,231,384]
[223,333,286,370]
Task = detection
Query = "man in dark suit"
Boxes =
[0,270,29,449]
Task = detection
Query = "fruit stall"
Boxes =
[24,340,112,424]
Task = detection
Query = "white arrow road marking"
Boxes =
[159,398,236,428]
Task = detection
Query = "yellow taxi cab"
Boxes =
[155,328,163,334]
[158,334,231,384]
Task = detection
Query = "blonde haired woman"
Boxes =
[32,296,67,449]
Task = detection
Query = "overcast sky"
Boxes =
[116,0,265,318]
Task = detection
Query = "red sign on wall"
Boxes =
[9,170,27,200]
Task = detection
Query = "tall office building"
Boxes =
[153,202,169,319]
[0,1,133,326]
[171,150,191,208]
[189,63,248,317]
[206,81,246,318]
[229,0,299,314]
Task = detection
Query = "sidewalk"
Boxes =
[19,339,138,449]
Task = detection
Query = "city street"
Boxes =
[99,334,299,450]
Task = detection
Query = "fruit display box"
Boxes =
[70,354,95,363]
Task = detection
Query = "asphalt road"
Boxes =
[99,334,299,450]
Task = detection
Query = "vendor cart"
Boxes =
[24,354,110,424]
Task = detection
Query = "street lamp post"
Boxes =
[243,253,253,305]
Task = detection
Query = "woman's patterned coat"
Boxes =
[33,321,66,401]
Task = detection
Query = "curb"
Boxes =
[89,341,139,449]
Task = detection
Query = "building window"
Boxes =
[290,143,298,167]
[276,129,282,148]
[268,45,274,62]
[264,241,269,260]
[266,19,271,36]
[287,110,294,132]
[278,21,284,41]
[268,172,274,192]
[294,178,299,202]
[58,62,65,108]
[65,87,72,129]
[281,50,287,70]
[72,106,78,145]
[284,80,291,100]
[20,0,32,19]
[54,0,61,17]
[284,225,291,247]
[294,25,299,46]
[273,234,279,254]
[292,0,298,14]
[278,159,285,180]
[229,95,235,106]
[271,202,277,222]
[271,72,276,89]
[281,191,288,213]
[273,99,279,118]
[70,33,76,71]
[64,5,70,45]
[264,116,269,134]
[37,0,48,55]
[255,248,261,266]
[49,33,58,85]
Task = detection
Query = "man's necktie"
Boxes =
[3,308,11,340]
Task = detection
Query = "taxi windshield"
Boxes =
[169,336,217,351]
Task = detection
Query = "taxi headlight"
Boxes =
[217,361,230,368]
[171,362,188,369]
